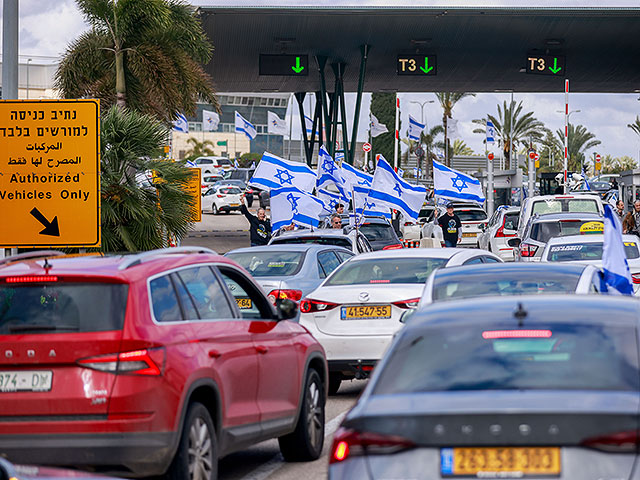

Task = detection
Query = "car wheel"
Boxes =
[328,373,342,396]
[166,402,217,480]
[278,368,325,462]
[213,205,219,215]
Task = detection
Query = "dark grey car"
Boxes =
[329,295,640,480]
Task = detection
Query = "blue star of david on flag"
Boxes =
[451,174,469,193]
[393,183,403,197]
[328,198,338,209]
[358,178,371,187]
[322,157,337,176]
[275,168,294,185]
[287,192,300,213]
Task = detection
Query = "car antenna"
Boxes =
[514,302,527,327]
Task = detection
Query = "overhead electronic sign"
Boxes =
[526,54,565,76]
[259,54,309,76]
[397,55,437,76]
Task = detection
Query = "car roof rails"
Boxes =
[119,246,218,270]
[0,250,65,266]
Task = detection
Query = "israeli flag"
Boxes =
[368,155,427,221]
[353,185,391,219]
[317,146,349,200]
[249,152,316,193]
[172,113,189,133]
[234,159,239,168]
[250,161,256,169]
[342,162,373,191]
[335,151,345,163]
[271,186,326,231]
[235,112,257,140]
[408,115,425,141]
[317,188,347,214]
[433,159,485,204]
[582,166,591,191]
[304,115,320,137]
[602,204,633,295]
[486,119,495,145]
[397,168,405,178]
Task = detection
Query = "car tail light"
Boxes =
[632,274,640,285]
[392,298,420,309]
[329,427,415,464]
[382,244,403,250]
[77,347,165,376]
[299,299,338,313]
[216,194,225,198]
[201,184,207,189]
[581,430,639,453]
[404,222,413,227]
[5,275,58,283]
[519,243,538,257]
[495,217,516,238]
[267,289,303,304]
[482,329,552,339]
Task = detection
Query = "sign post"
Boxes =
[528,150,537,199]
[0,99,101,248]
[595,153,602,174]
[487,152,494,216]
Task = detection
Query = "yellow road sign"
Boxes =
[0,100,100,248]
[185,168,202,222]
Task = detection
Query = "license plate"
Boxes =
[462,232,477,238]
[236,297,252,309]
[0,370,53,392]
[441,447,561,477]
[341,305,391,320]
[230,203,240,207]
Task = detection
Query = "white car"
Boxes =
[190,156,233,174]
[298,248,502,395]
[201,184,243,214]
[421,203,488,247]
[399,205,435,241]
[201,173,224,193]
[541,234,640,293]
[477,206,520,260]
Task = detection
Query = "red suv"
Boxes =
[0,248,327,480]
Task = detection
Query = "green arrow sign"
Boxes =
[292,57,304,74]
[420,57,434,74]
[549,57,562,74]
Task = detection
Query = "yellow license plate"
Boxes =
[441,447,561,477]
[341,305,391,320]
[462,232,477,238]
[236,298,252,309]
[230,203,240,207]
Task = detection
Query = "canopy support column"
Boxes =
[348,44,369,166]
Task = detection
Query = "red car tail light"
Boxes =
[519,243,538,257]
[78,347,165,376]
[5,275,58,283]
[329,427,415,464]
[482,329,552,339]
[581,430,639,453]
[216,194,225,198]
[495,216,516,238]
[392,298,421,309]
[299,299,338,313]
[632,274,640,285]
[267,289,303,304]
[382,244,403,250]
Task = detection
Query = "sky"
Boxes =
[3,0,640,162]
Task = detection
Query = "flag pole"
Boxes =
[394,94,399,170]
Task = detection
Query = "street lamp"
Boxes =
[410,100,434,177]
[26,58,32,99]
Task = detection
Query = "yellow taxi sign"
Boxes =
[0,100,100,248]
[580,221,604,234]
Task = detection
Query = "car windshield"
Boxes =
[359,223,396,242]
[455,209,487,222]
[226,251,305,276]
[326,257,447,285]
[373,323,640,393]
[530,219,604,243]
[271,236,352,249]
[531,198,600,215]
[432,270,581,301]
[547,241,640,261]
[0,283,128,334]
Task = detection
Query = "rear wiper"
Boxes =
[8,324,79,333]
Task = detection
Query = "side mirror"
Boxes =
[276,298,298,321]
[507,237,521,248]
[399,309,415,324]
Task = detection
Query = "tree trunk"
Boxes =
[115,49,126,108]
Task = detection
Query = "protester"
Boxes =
[335,203,345,215]
[616,200,626,220]
[240,200,271,246]
[623,200,640,237]
[330,214,343,229]
[438,203,462,247]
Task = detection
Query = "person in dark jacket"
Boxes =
[240,203,271,246]
[438,203,462,247]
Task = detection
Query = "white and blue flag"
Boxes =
[234,159,239,168]
[582,166,591,191]
[408,115,425,141]
[304,115,321,138]
[486,119,495,145]
[249,152,317,193]
[342,162,373,191]
[397,168,405,178]
[353,185,391,219]
[602,204,634,295]
[368,155,427,221]
[271,186,326,231]
[172,113,189,133]
[317,146,349,200]
[235,112,257,140]
[433,159,485,204]
[317,188,347,214]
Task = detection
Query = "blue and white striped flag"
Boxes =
[408,115,425,141]
[317,188,347,214]
[235,111,257,140]
[368,155,427,221]
[582,166,591,191]
[353,185,391,219]
[271,186,326,231]
[342,162,373,190]
[317,146,349,200]
[249,152,316,193]
[433,159,485,204]
[234,159,239,168]
[172,113,189,133]
[304,115,320,137]
[486,119,495,145]
[602,205,634,295]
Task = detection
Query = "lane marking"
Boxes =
[238,411,347,480]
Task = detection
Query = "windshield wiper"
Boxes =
[8,324,79,333]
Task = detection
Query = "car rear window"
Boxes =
[0,282,128,334]
[504,213,519,231]
[271,237,352,249]
[547,242,640,261]
[226,251,305,277]
[456,210,487,222]
[373,323,639,393]
[530,220,604,243]
[219,187,242,194]
[432,270,581,301]
[204,176,221,182]
[359,223,396,242]
[326,257,447,285]
[217,159,232,166]
[531,198,599,215]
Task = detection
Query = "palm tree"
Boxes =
[472,100,546,168]
[100,106,195,252]
[56,0,218,123]
[628,116,640,137]
[452,139,474,156]
[435,92,475,166]
[550,124,601,172]
[184,137,215,160]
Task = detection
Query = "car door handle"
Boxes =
[208,349,222,359]
[255,345,269,354]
